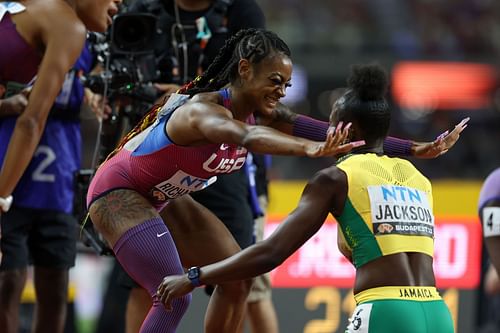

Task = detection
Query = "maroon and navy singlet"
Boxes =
[87,89,248,211]
[0,3,41,84]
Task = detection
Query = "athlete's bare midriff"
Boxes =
[354,252,436,294]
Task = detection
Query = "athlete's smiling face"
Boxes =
[240,53,293,116]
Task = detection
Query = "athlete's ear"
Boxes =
[238,58,252,82]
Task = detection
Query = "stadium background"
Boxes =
[18,0,500,332]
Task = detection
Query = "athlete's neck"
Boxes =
[226,87,255,122]
[352,146,383,155]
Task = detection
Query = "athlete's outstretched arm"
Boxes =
[166,100,364,158]
[408,117,469,158]
[262,103,469,158]
[157,168,346,310]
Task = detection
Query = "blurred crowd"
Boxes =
[260,0,500,59]
[257,0,500,180]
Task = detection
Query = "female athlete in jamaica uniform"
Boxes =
[158,63,468,333]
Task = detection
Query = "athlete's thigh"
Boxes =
[0,207,32,270]
[89,189,159,246]
[30,210,77,269]
[160,195,241,268]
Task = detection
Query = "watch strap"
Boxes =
[187,266,202,287]
[0,195,13,213]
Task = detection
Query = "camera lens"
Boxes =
[111,13,156,53]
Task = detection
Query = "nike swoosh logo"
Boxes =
[220,144,229,150]
[156,231,169,238]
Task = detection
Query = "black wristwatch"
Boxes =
[187,266,202,287]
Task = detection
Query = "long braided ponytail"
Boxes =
[179,28,291,95]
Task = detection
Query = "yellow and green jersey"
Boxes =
[336,153,434,268]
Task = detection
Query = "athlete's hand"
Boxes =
[0,91,29,117]
[157,274,195,311]
[84,88,112,120]
[411,117,469,159]
[305,122,365,158]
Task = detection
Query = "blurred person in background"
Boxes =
[157,63,468,333]
[0,0,120,215]
[477,168,500,333]
[0,1,120,332]
[479,168,500,275]
[240,151,279,333]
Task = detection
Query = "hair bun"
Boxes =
[347,63,388,101]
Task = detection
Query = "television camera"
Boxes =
[77,13,162,256]
[83,13,159,104]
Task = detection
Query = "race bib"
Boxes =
[150,170,217,201]
[368,185,434,237]
[482,207,500,237]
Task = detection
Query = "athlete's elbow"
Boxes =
[240,130,257,149]
[241,128,269,152]
[16,114,45,138]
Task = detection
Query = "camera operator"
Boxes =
[93,1,280,333]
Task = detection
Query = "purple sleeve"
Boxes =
[292,115,329,142]
[292,115,413,156]
[383,137,413,157]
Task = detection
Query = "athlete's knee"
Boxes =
[37,284,68,309]
[145,293,191,330]
[0,270,27,299]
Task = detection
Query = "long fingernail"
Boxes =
[345,122,352,131]
[459,117,470,126]
[436,130,449,140]
[351,140,365,147]
[336,121,343,132]
[327,126,335,136]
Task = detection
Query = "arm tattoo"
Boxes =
[272,103,298,124]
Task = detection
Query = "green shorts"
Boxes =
[345,286,454,333]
